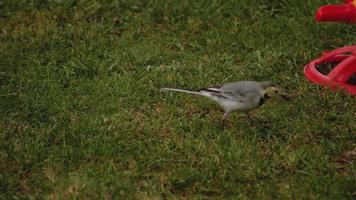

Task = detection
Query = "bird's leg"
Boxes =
[220,112,229,128]
[245,112,254,125]
[221,112,228,121]
[246,112,252,121]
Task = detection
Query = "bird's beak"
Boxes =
[280,92,291,101]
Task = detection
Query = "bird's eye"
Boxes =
[274,90,279,93]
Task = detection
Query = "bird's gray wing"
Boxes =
[198,81,265,102]
[220,81,263,101]
[222,90,247,102]
[220,81,261,93]
[198,86,246,102]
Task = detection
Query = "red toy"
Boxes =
[304,45,356,95]
[315,0,356,23]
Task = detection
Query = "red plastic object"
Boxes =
[304,45,356,95]
[315,0,356,23]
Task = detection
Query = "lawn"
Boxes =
[0,0,355,199]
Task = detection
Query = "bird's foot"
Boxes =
[218,113,229,129]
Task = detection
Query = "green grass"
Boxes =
[1,0,355,199]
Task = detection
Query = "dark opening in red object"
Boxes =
[304,45,356,95]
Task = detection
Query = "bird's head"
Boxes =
[261,81,290,100]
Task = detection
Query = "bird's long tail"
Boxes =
[160,88,209,97]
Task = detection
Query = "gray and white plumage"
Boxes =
[160,80,284,121]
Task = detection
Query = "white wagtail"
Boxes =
[160,80,289,122]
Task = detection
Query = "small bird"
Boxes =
[160,80,288,122]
